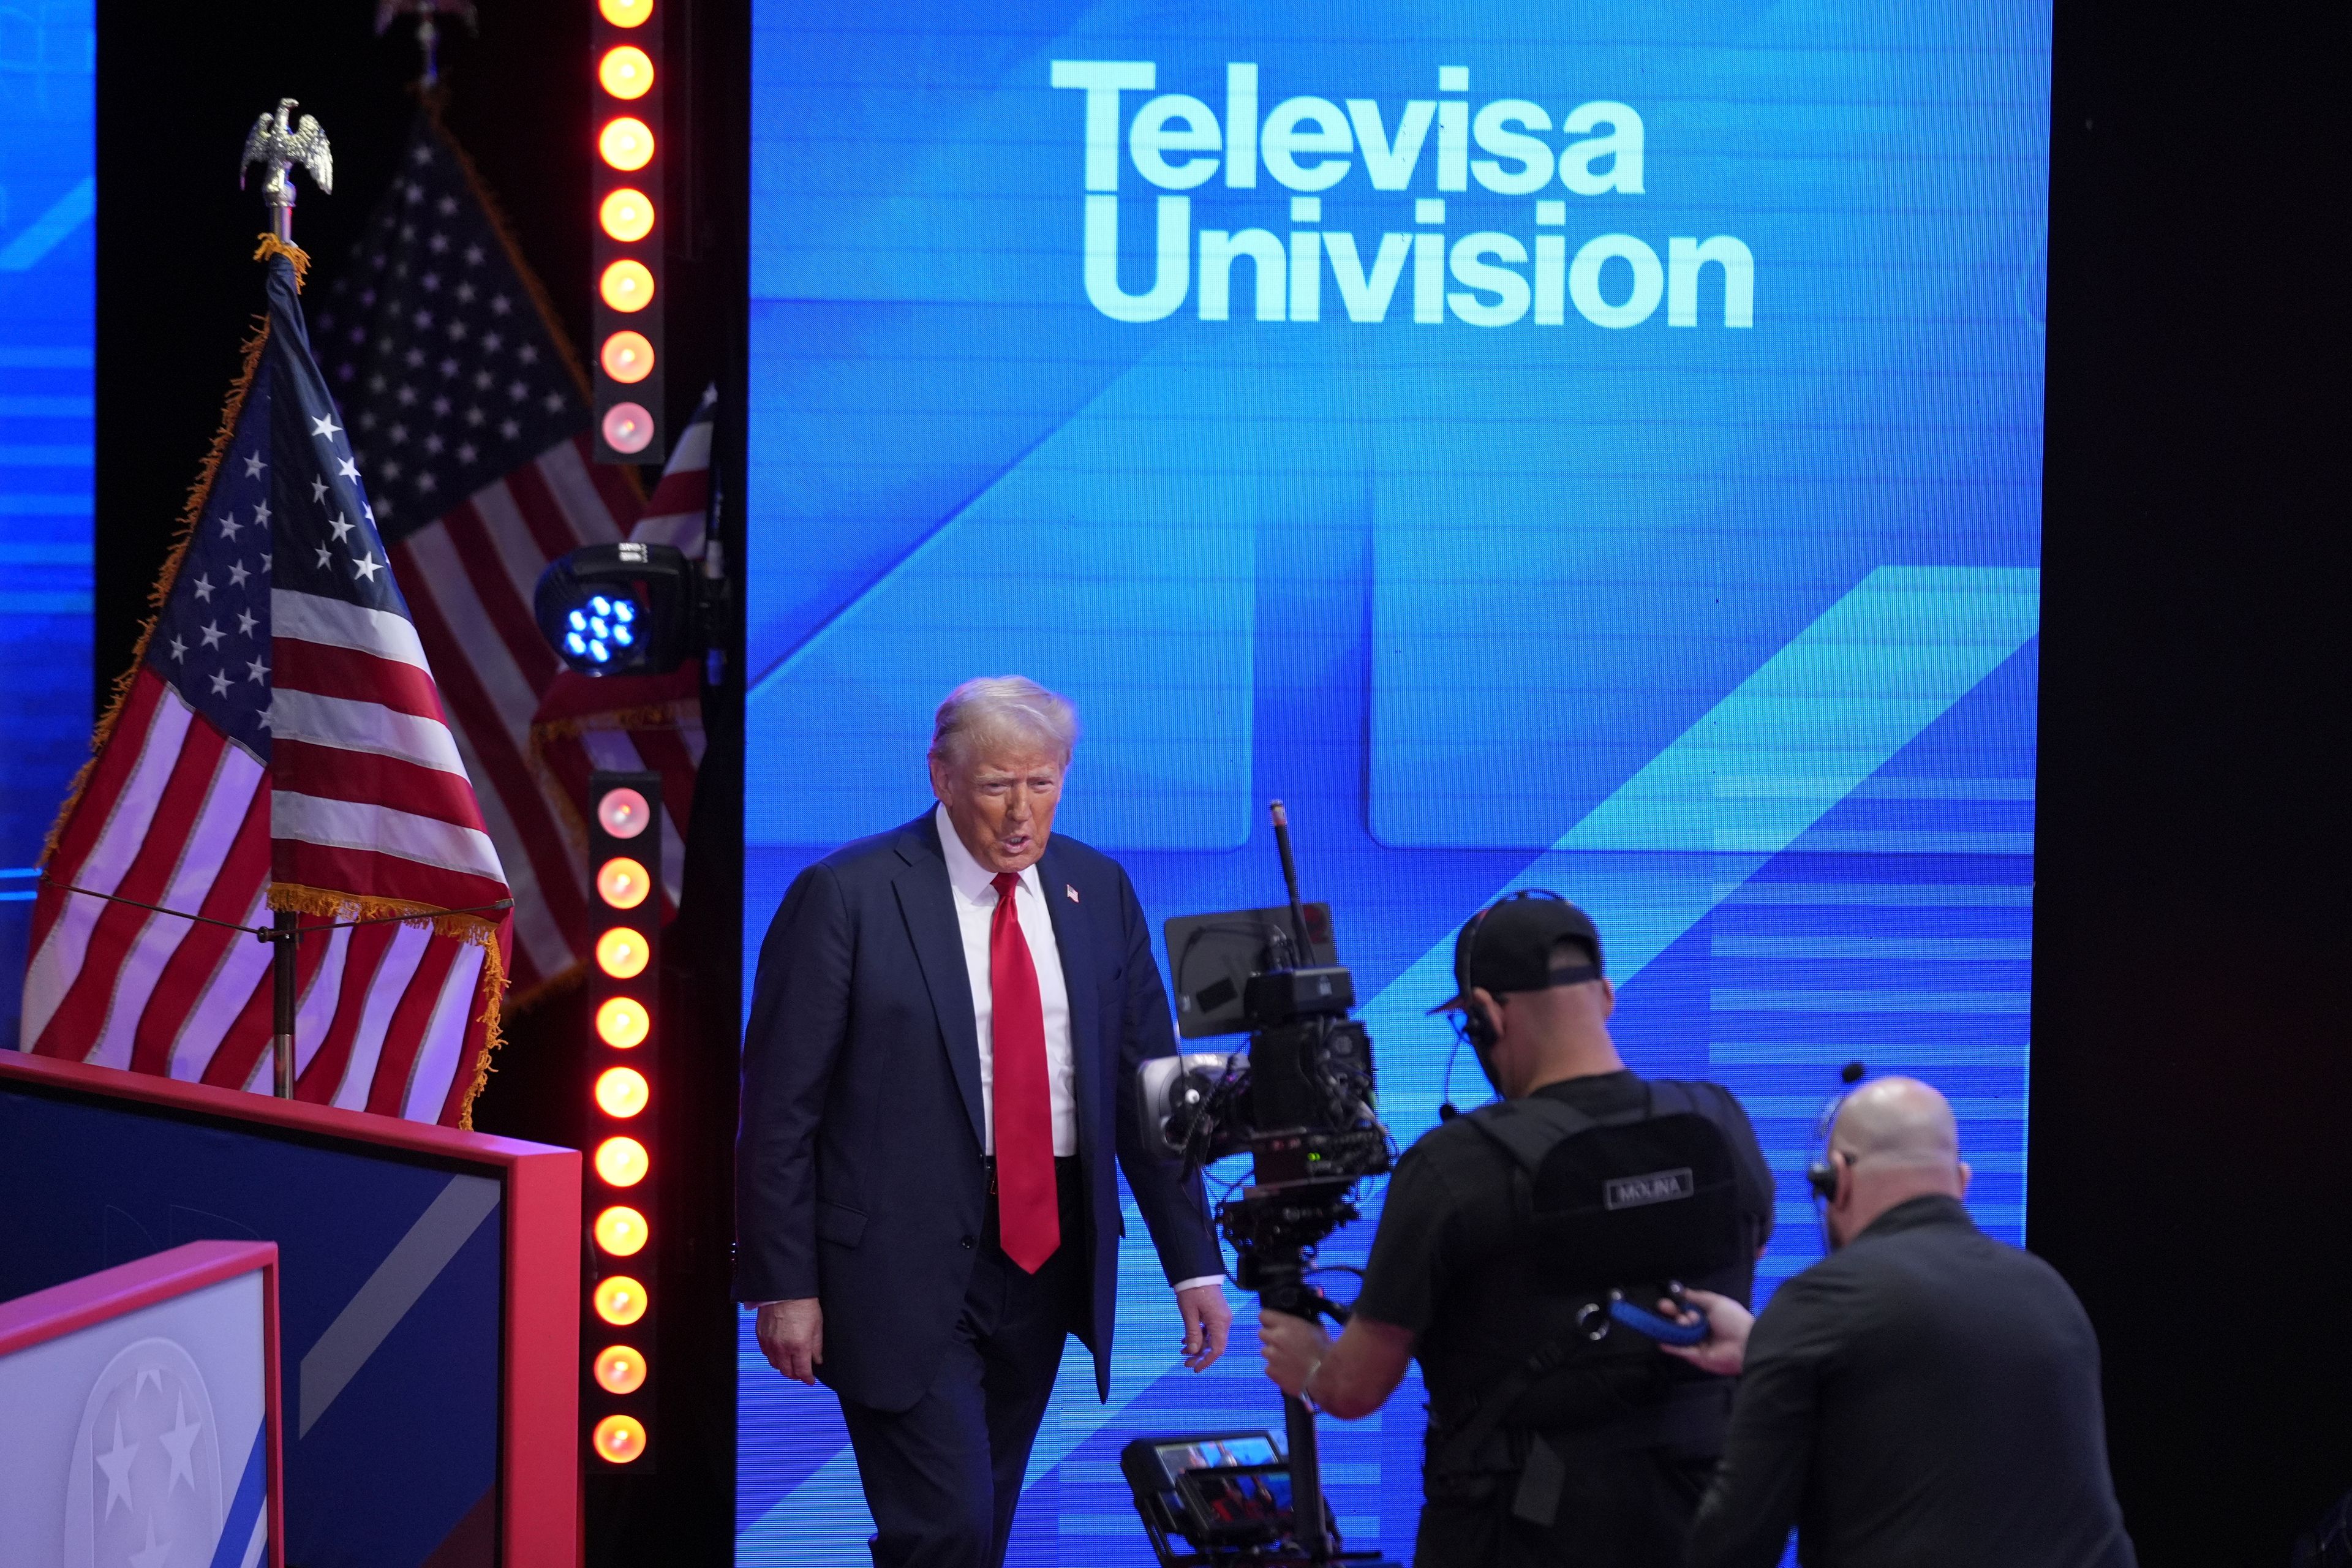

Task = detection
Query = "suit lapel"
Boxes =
[1040,842,1103,1167]
[892,815,986,1151]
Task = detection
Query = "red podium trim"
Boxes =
[0,1049,582,1568]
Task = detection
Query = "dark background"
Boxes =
[87,0,2348,1562]
[2032,0,2350,1558]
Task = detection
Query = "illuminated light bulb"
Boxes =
[599,187,655,244]
[594,1343,647,1395]
[594,1275,647,1325]
[593,1414,647,1463]
[599,45,654,100]
[597,856,651,909]
[601,331,655,385]
[597,927,649,979]
[595,1137,650,1188]
[598,0,652,26]
[595,1204,649,1256]
[597,785,653,839]
[595,1066,650,1119]
[601,402,655,455]
[596,996,650,1049]
[598,116,655,172]
[599,258,655,313]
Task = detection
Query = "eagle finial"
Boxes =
[239,97,334,243]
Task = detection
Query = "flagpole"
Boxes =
[243,100,334,1097]
[272,911,299,1097]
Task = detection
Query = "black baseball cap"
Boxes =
[1429,892,1605,1013]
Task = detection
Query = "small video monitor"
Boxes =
[1175,1464,1293,1544]
[1164,904,1338,1038]
[1120,1430,1293,1553]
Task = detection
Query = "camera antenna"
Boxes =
[1269,801,1313,961]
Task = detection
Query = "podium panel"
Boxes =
[0,1052,579,1568]
[0,1240,281,1568]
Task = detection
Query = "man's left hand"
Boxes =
[1258,1308,1333,1399]
[1177,1282,1233,1371]
[1659,1287,1754,1377]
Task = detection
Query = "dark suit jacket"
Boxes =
[734,812,1226,1412]
[1687,1195,2137,1568]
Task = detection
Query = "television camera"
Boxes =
[1126,802,1398,1568]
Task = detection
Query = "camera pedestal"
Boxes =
[1276,1393,1402,1568]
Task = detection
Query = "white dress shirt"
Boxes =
[935,803,1078,1157]
[935,807,1223,1295]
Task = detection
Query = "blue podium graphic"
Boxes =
[744,2,2050,1560]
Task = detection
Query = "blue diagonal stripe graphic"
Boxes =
[0,177,96,272]
[1364,565,2040,1144]
[208,1423,270,1568]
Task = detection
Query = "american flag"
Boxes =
[529,386,714,914]
[20,250,512,1125]
[311,109,640,993]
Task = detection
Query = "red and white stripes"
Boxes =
[388,434,639,989]
[23,671,494,1123]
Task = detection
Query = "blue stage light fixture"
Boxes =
[533,541,697,676]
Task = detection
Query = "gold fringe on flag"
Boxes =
[251,233,312,287]
[41,315,272,864]
[268,882,510,1129]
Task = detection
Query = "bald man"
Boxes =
[1667,1077,2136,1568]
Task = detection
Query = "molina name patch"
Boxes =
[1604,1167,1694,1210]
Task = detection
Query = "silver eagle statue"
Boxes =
[239,98,333,242]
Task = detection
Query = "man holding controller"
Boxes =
[1259,894,1775,1567]
[1667,1074,2138,1567]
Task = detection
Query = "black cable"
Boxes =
[41,874,513,937]
[40,878,260,935]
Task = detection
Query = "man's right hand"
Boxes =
[1659,1287,1754,1377]
[757,1297,824,1384]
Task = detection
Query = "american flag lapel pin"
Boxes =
[1065,884,1080,904]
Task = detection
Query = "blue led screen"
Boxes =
[0,3,95,1042]
[744,4,2049,1560]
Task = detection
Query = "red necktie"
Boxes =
[989,872,1059,1272]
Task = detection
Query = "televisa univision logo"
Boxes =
[1050,62,1754,330]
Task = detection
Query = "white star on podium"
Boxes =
[160,1392,202,1494]
[94,1412,137,1517]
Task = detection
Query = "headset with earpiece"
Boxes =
[1438,890,1584,1120]
[1806,1061,1869,1247]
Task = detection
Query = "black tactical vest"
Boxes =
[1422,1079,1757,1504]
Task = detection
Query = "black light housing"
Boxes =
[534,541,696,676]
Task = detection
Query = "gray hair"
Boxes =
[929,676,1079,771]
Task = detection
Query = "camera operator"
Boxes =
[1258,894,1775,1567]
[1662,1075,2138,1568]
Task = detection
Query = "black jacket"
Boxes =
[732,813,1225,1411]
[1688,1195,2136,1568]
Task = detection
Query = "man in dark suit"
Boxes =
[1665,1076,2137,1568]
[735,676,1232,1568]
